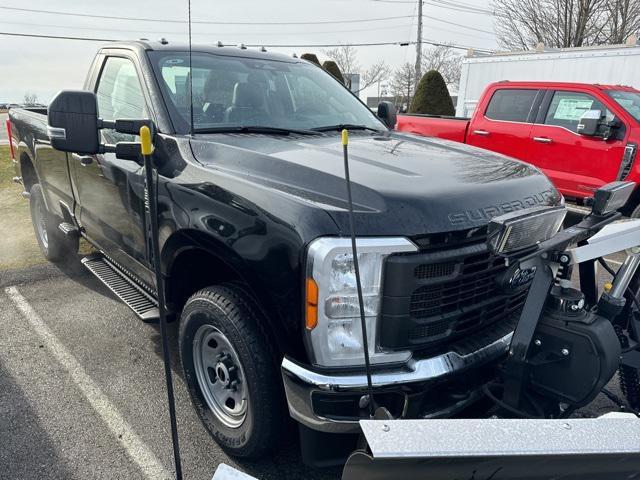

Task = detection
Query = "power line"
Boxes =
[0,20,423,36]
[366,0,495,34]
[371,0,493,14]
[440,0,492,13]
[0,30,493,52]
[0,5,415,25]
[425,15,495,35]
[425,3,491,15]
[0,31,114,42]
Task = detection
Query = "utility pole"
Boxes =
[415,0,423,89]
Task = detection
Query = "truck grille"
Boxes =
[618,143,637,181]
[379,242,527,350]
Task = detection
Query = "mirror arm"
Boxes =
[98,119,116,130]
[97,119,154,137]
[100,144,116,154]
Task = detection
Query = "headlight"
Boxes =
[487,206,566,254]
[304,237,417,367]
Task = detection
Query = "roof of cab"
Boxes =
[489,80,640,92]
[101,40,301,63]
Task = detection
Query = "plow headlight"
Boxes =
[591,181,635,216]
[487,206,566,255]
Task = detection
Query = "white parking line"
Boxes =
[5,286,172,480]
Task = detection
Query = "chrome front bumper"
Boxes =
[281,332,513,433]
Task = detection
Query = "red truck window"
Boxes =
[543,91,613,133]
[485,89,538,123]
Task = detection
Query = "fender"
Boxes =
[161,228,303,358]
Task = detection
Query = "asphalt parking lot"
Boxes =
[0,249,628,480]
[0,260,340,480]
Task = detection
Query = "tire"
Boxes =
[29,183,79,262]
[613,271,640,411]
[179,284,285,458]
[614,272,640,411]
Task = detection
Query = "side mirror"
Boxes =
[577,109,602,137]
[377,101,397,129]
[47,90,100,154]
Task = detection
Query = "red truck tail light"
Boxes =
[5,118,15,161]
[618,143,637,180]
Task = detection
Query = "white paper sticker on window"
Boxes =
[553,98,594,121]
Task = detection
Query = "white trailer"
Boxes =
[457,40,640,117]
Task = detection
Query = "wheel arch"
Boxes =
[162,229,294,356]
[19,151,38,193]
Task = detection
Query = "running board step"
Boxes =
[81,254,159,321]
[58,222,79,237]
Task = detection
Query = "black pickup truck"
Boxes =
[8,40,561,465]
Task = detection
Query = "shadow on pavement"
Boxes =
[0,360,74,479]
[146,325,342,480]
[0,254,121,305]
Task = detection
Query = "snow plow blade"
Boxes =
[342,415,640,480]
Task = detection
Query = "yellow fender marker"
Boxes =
[342,128,349,146]
[140,125,154,155]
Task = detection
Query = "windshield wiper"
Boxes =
[194,125,321,136]
[311,124,385,134]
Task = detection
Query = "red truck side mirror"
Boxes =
[47,90,100,154]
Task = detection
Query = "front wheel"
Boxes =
[616,273,640,411]
[179,284,285,458]
[29,183,78,262]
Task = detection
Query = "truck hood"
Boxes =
[190,132,560,236]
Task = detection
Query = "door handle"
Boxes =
[473,130,490,136]
[533,136,553,144]
[73,154,94,166]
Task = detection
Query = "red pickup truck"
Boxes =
[397,81,640,216]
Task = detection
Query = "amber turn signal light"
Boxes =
[306,278,319,330]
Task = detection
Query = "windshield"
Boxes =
[148,51,385,134]
[606,90,640,123]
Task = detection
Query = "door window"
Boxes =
[484,89,538,122]
[544,91,613,133]
[96,57,148,142]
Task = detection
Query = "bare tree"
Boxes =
[493,0,617,49]
[421,45,463,88]
[323,44,391,93]
[357,61,392,94]
[601,0,640,44]
[390,63,416,112]
[23,91,38,106]
[323,44,360,88]
[322,44,360,88]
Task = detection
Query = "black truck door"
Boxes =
[71,55,152,284]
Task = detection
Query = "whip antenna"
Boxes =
[140,126,183,479]
[342,129,375,417]
[188,0,194,136]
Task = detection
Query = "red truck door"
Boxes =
[527,90,627,199]
[467,88,541,160]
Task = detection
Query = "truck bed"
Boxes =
[9,107,49,140]
[396,114,470,142]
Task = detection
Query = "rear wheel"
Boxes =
[179,284,285,458]
[29,184,78,262]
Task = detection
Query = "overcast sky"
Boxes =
[0,0,496,103]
